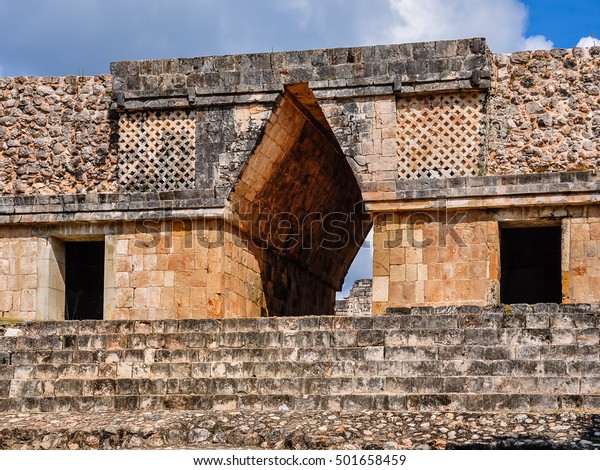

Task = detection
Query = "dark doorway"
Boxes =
[500,226,562,304]
[65,241,105,320]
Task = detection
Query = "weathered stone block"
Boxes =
[434,329,465,345]
[541,360,567,376]
[356,329,384,346]
[119,349,143,364]
[298,348,335,362]
[464,329,498,345]
[114,395,140,411]
[551,329,576,345]
[512,360,542,376]
[501,314,526,328]
[261,394,295,411]
[0,380,10,397]
[0,338,17,352]
[385,376,413,393]
[515,345,541,360]
[520,329,551,345]
[526,313,550,329]
[364,346,385,361]
[575,328,599,345]
[537,377,579,393]
[403,361,441,376]
[332,330,357,347]
[386,346,437,361]
[383,330,408,347]
[333,348,364,362]
[54,379,83,397]
[340,394,374,411]
[583,396,600,411]
[559,395,584,410]
[406,330,436,346]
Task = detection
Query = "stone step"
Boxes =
[3,359,600,379]
[3,361,600,390]
[3,376,599,401]
[2,312,599,414]
[2,326,598,354]
[10,308,600,338]
[1,393,599,413]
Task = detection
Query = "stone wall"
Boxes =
[1,42,598,201]
[0,75,115,195]
[111,39,491,205]
[487,47,600,174]
[0,227,38,320]
[319,95,400,203]
[372,210,499,313]
[1,306,598,413]
[564,210,600,303]
[111,39,488,97]
[109,219,225,320]
[2,214,345,321]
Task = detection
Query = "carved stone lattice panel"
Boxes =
[118,110,196,191]
[397,92,485,179]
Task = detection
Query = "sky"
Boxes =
[0,0,598,77]
[0,0,598,296]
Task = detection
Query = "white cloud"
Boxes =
[521,34,554,51]
[577,36,599,48]
[378,0,552,53]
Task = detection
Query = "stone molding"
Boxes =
[110,38,491,110]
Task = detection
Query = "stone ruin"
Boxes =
[0,38,600,416]
[1,37,599,322]
[335,279,373,315]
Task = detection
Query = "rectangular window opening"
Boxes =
[500,226,562,304]
[65,241,105,320]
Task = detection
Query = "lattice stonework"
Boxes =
[118,110,196,191]
[397,92,485,179]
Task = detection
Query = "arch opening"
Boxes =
[228,84,372,316]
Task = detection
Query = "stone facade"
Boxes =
[0,38,599,321]
[371,172,600,312]
[488,47,600,174]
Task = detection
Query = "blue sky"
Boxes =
[0,0,597,77]
[0,0,597,296]
[525,0,599,47]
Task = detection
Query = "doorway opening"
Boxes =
[65,241,105,320]
[500,226,562,304]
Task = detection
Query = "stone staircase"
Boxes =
[1,304,599,413]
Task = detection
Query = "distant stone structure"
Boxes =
[1,39,599,322]
[335,279,372,315]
